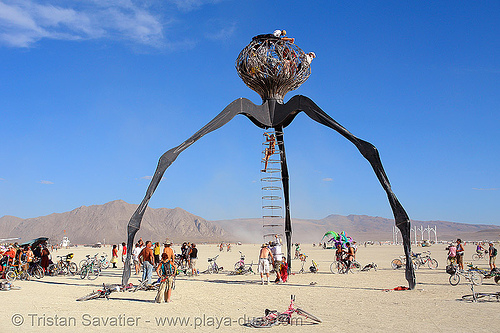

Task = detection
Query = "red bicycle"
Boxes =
[249,295,321,327]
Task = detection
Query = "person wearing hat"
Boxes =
[488,242,497,270]
[163,240,175,262]
[155,252,176,303]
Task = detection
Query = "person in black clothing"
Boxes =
[189,244,198,276]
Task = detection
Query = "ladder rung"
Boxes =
[263,215,283,218]
[262,196,282,200]
[261,177,281,182]
[262,186,281,191]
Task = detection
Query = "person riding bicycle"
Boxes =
[476,242,485,255]
[155,253,177,303]
[345,242,355,273]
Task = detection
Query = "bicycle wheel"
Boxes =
[428,259,438,269]
[88,267,100,280]
[80,267,88,279]
[449,274,460,286]
[391,259,403,270]
[101,259,110,270]
[295,308,322,323]
[68,262,78,275]
[47,263,58,276]
[20,271,30,281]
[234,262,244,271]
[494,276,500,285]
[6,270,17,282]
[31,266,44,279]
[277,313,291,324]
[329,262,337,274]
[472,253,480,261]
[470,272,483,286]
[76,291,101,301]
[250,317,273,328]
[79,259,88,270]
[351,261,361,270]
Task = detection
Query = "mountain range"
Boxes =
[1,200,499,244]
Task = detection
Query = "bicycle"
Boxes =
[249,295,322,327]
[466,263,500,285]
[133,278,161,292]
[174,254,192,276]
[472,251,489,261]
[5,263,30,282]
[79,259,101,280]
[232,252,255,275]
[412,251,438,269]
[204,255,223,274]
[53,253,78,275]
[447,265,482,286]
[309,259,319,273]
[391,255,417,270]
[76,283,134,301]
[26,259,45,279]
[329,258,360,274]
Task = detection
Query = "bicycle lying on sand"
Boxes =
[231,251,255,275]
[249,295,322,328]
[76,283,134,301]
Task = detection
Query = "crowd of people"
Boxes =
[0,240,53,278]
[447,239,497,271]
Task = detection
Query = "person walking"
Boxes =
[153,242,161,266]
[121,242,127,263]
[132,243,142,275]
[155,253,176,303]
[139,241,155,285]
[488,242,497,271]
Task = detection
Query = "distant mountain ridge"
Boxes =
[0,200,498,244]
[0,200,226,244]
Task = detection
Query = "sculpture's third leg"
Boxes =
[275,127,292,274]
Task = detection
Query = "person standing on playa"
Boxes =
[163,240,175,262]
[189,243,198,276]
[153,242,161,266]
[456,239,465,270]
[121,242,127,263]
[111,244,118,268]
[258,244,274,285]
[447,243,457,265]
[270,241,283,283]
[139,241,155,285]
[155,253,176,303]
[488,242,497,271]
[132,243,142,275]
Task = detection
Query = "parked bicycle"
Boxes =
[391,255,417,270]
[133,278,162,292]
[232,251,254,275]
[360,262,378,272]
[466,263,500,285]
[412,251,438,269]
[50,253,78,275]
[79,259,101,280]
[5,264,30,282]
[249,295,322,327]
[204,255,223,274]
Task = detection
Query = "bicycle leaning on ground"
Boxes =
[412,251,438,269]
[249,295,322,327]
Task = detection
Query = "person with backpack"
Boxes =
[155,253,176,303]
[488,242,497,271]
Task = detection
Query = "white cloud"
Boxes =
[205,21,236,41]
[39,180,54,184]
[322,178,333,182]
[472,188,498,191]
[0,0,164,48]
[168,0,222,12]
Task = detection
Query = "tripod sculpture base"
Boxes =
[121,95,416,290]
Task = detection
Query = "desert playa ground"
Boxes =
[1,243,499,332]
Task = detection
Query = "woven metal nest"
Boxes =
[236,36,311,101]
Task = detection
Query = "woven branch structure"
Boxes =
[236,36,311,101]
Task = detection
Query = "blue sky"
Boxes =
[0,1,499,226]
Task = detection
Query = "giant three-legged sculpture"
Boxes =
[122,34,416,289]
